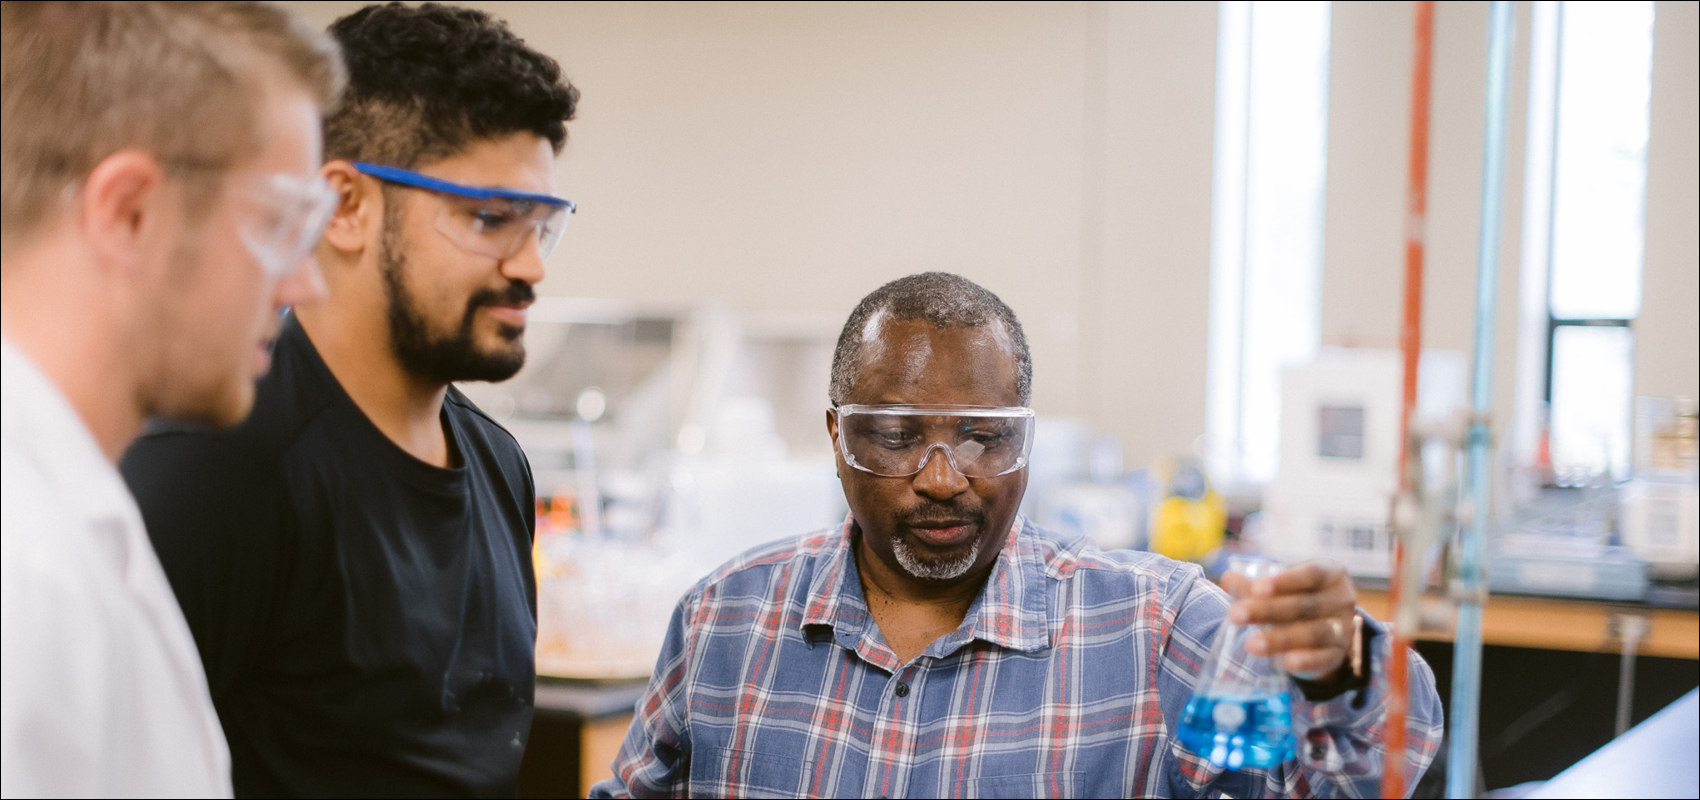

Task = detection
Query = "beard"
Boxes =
[144,226,259,428]
[379,235,532,385]
[884,500,990,581]
[890,536,981,580]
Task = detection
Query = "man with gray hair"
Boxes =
[1,2,342,795]
[595,272,1443,798]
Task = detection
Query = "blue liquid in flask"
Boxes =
[1177,692,1295,770]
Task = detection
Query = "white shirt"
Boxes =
[1,338,231,798]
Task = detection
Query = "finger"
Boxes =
[1282,648,1347,677]
[1269,560,1347,596]
[1257,617,1350,654]
[1219,571,1253,599]
[1231,583,1355,625]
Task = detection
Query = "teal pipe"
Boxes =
[1448,2,1513,797]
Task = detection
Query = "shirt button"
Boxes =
[894,681,910,698]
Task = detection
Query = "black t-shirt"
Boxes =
[121,313,538,798]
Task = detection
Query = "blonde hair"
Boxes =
[1,1,345,250]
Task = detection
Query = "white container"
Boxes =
[1619,476,1700,565]
[1261,486,1393,577]
[1263,349,1465,575]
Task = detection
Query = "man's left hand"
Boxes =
[1224,560,1358,684]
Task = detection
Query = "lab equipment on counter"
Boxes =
[475,302,850,679]
[532,533,701,679]
[1035,480,1145,552]
[1489,486,1651,601]
[1620,396,1700,566]
[1487,546,1649,601]
[528,446,845,680]
[1177,558,1295,770]
[1031,435,1146,552]
[1261,348,1466,577]
[1149,457,1226,563]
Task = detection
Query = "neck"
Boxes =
[294,301,452,467]
[853,525,991,616]
[2,243,146,463]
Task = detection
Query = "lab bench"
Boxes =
[1354,579,1699,793]
[1354,584,1700,659]
[517,677,646,798]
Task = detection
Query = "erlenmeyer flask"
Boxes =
[1176,557,1296,770]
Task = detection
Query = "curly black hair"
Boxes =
[323,2,578,168]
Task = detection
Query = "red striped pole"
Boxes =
[1383,2,1433,797]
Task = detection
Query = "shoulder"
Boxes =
[1020,520,1219,605]
[122,348,325,488]
[2,442,119,635]
[119,368,319,544]
[1,441,73,576]
[120,422,293,521]
[444,388,527,460]
[443,388,532,499]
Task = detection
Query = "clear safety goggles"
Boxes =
[233,171,339,277]
[834,404,1035,478]
[353,162,575,261]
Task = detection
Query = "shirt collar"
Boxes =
[1,338,134,519]
[800,513,1052,663]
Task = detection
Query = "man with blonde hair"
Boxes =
[0,2,343,795]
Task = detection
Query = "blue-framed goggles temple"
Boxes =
[352,161,575,260]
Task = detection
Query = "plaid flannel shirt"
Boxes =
[592,517,1443,798]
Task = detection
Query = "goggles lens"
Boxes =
[433,193,570,261]
[351,162,575,261]
[835,404,1035,478]
[235,172,338,278]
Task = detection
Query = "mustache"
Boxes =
[898,502,985,529]
[467,279,535,314]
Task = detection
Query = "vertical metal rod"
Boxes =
[1384,2,1434,797]
[1616,635,1638,736]
[1448,3,1514,797]
[1615,614,1648,737]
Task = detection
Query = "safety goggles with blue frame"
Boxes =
[353,162,576,261]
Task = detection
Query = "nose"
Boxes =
[500,229,547,287]
[911,443,970,501]
[274,253,328,309]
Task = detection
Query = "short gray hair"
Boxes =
[829,272,1032,406]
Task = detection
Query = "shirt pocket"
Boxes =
[689,746,812,799]
[950,772,1101,799]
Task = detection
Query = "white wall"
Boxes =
[288,0,1699,470]
[1641,0,1700,403]
[1323,1,1531,438]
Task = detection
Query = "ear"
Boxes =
[79,150,176,278]
[319,160,380,256]
[826,408,843,478]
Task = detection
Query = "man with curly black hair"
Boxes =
[120,3,579,796]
